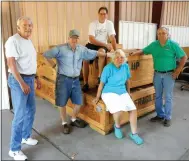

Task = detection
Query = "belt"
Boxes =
[58,73,79,79]
[20,74,36,77]
[155,70,174,73]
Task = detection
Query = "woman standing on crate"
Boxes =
[93,49,143,145]
[130,27,187,127]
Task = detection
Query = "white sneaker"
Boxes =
[9,150,27,160]
[22,138,38,146]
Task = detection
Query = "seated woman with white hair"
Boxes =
[93,49,143,145]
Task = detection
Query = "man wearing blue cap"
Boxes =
[43,29,106,134]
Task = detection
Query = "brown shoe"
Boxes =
[62,124,71,134]
[71,120,87,128]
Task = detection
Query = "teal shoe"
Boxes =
[129,132,144,145]
[114,125,123,139]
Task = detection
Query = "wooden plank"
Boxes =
[140,2,146,22]
[81,2,89,45]
[9,2,17,34]
[24,2,39,52]
[131,1,137,21]
[109,2,115,22]
[35,78,55,105]
[149,2,153,23]
[144,2,150,23]
[126,2,132,21]
[47,2,58,46]
[120,2,126,21]
[36,2,49,53]
[136,2,141,22]
[57,2,67,44]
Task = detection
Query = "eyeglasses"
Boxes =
[99,13,107,16]
[157,32,167,35]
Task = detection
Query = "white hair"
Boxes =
[17,16,33,26]
[111,49,127,63]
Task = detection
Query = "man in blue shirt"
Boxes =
[44,29,106,134]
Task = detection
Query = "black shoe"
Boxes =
[71,120,87,128]
[82,83,89,92]
[163,119,171,127]
[150,116,164,122]
[62,124,71,134]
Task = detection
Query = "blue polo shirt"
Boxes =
[44,43,97,77]
[101,62,131,95]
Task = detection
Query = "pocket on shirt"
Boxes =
[76,57,82,70]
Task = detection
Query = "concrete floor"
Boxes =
[1,82,189,160]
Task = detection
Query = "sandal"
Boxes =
[129,132,144,145]
[114,125,123,139]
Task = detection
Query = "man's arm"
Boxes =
[129,50,144,56]
[109,35,117,51]
[7,57,30,94]
[43,47,59,68]
[172,55,188,79]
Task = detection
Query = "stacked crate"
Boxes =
[36,47,155,135]
[66,48,156,135]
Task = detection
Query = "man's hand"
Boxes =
[106,44,113,52]
[20,82,31,95]
[92,97,100,105]
[172,68,182,79]
[129,49,143,56]
[35,77,41,89]
[129,51,135,56]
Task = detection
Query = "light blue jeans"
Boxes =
[153,72,175,120]
[8,74,36,151]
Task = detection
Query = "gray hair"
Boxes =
[17,16,33,26]
[157,26,171,38]
[111,49,127,63]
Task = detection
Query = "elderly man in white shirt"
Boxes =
[82,6,117,92]
[5,16,41,160]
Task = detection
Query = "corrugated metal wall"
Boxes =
[2,1,189,53]
[161,2,189,26]
[2,2,13,44]
[119,2,153,23]
[2,2,115,53]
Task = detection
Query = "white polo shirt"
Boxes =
[88,20,116,44]
[5,33,37,75]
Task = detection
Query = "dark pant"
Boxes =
[85,43,108,64]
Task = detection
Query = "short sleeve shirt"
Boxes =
[101,63,131,95]
[88,20,116,44]
[142,39,186,71]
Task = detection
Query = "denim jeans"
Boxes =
[153,72,175,120]
[8,74,36,151]
[55,74,82,107]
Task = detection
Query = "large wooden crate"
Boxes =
[36,52,155,135]
[66,85,155,135]
[36,53,56,104]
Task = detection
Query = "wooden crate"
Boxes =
[66,85,155,135]
[106,49,154,89]
[36,77,55,105]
